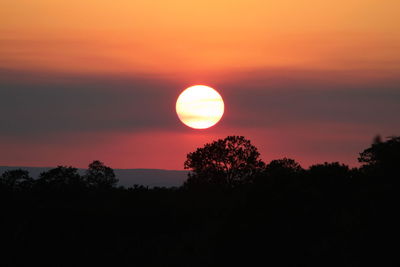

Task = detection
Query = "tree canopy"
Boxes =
[85,160,118,189]
[359,135,400,170]
[37,166,83,191]
[0,169,33,191]
[184,136,265,187]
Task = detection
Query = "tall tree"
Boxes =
[184,136,265,187]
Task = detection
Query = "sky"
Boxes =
[1,0,399,169]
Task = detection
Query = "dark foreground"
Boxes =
[1,136,399,266]
[1,176,399,267]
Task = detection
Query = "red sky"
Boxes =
[1,0,399,169]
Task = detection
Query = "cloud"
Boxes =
[1,68,399,168]
[1,68,399,139]
[0,69,182,139]
[224,84,400,129]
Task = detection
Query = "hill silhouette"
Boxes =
[0,135,399,266]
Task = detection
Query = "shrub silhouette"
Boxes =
[184,136,265,188]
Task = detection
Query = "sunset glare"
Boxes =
[176,85,224,129]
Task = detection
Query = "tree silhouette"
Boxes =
[36,166,84,191]
[358,136,400,188]
[0,169,33,191]
[307,162,351,192]
[255,158,304,187]
[85,160,118,189]
[184,136,265,188]
[359,135,400,170]
[1,135,400,266]
[265,158,303,175]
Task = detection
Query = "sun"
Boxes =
[176,85,224,129]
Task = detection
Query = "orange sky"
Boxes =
[1,0,400,170]
[1,0,399,77]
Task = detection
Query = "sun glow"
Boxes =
[176,85,224,129]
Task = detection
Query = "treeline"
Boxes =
[0,136,399,266]
[0,160,118,193]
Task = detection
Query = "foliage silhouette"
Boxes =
[85,160,118,189]
[184,136,265,188]
[359,136,400,172]
[36,166,85,193]
[0,135,399,267]
[308,162,352,184]
[264,157,303,177]
[0,169,33,191]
